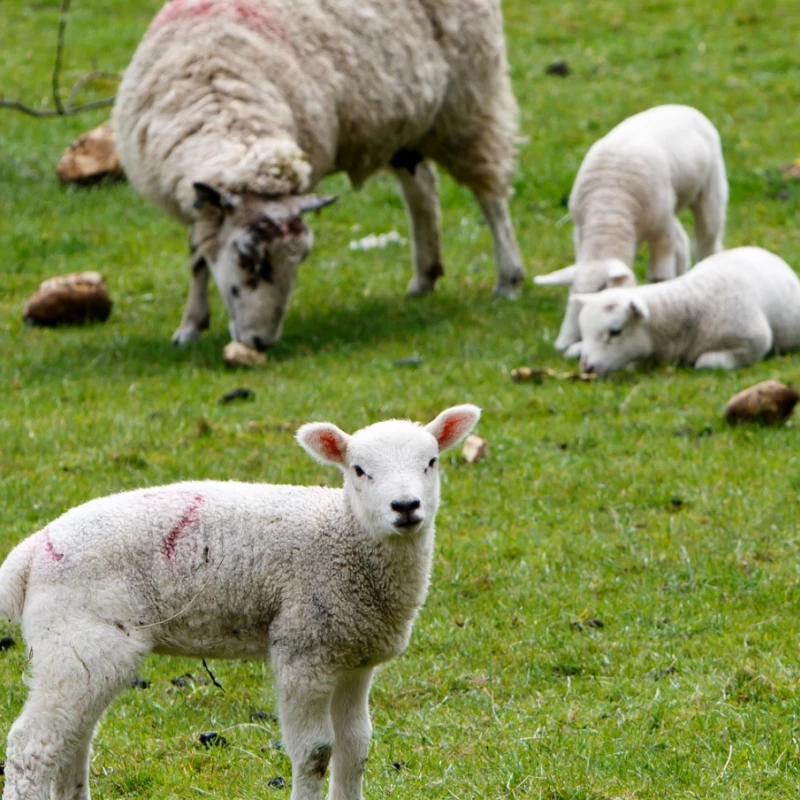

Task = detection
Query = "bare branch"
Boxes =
[0,0,119,118]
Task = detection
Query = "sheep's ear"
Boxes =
[569,293,592,308]
[297,194,338,214]
[534,265,579,286]
[630,297,649,320]
[296,423,351,466]
[608,262,635,287]
[193,182,237,213]
[426,404,481,452]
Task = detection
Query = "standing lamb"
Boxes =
[113,0,524,352]
[0,404,480,800]
[573,247,800,376]
[534,104,728,357]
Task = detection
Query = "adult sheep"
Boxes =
[114,0,524,352]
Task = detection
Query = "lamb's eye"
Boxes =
[428,458,437,469]
[609,328,622,337]
[353,465,365,478]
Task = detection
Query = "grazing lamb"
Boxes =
[0,404,480,800]
[113,0,524,352]
[535,104,728,357]
[573,247,800,376]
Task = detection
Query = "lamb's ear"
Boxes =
[297,194,338,214]
[569,293,592,308]
[426,404,481,452]
[296,423,351,466]
[608,262,636,287]
[193,182,237,213]
[630,296,649,320]
[534,265,579,286]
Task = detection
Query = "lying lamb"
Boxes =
[574,247,800,376]
[535,104,728,357]
[113,0,524,352]
[0,404,481,800]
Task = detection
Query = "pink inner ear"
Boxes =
[318,431,344,461]
[436,413,472,449]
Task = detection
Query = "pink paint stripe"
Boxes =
[149,0,293,50]
[162,494,205,559]
[42,530,64,562]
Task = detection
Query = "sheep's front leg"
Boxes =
[477,195,525,298]
[391,157,444,296]
[276,676,336,800]
[328,669,374,800]
[171,252,211,345]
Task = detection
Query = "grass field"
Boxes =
[2,1,800,797]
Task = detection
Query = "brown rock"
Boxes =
[223,341,267,367]
[23,271,112,326]
[57,121,124,186]
[724,380,799,425]
[462,434,489,464]
[780,160,800,180]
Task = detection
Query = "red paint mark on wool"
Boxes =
[41,530,64,562]
[162,494,205,559]
[149,0,293,50]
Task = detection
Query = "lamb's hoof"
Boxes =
[171,326,202,346]
[563,342,582,360]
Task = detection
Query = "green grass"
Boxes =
[2,0,800,797]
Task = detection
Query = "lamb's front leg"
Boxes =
[171,252,211,345]
[275,670,336,800]
[328,669,374,800]
[391,156,444,296]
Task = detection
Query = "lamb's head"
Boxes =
[534,260,636,352]
[573,290,653,376]
[297,405,481,538]
[193,183,337,351]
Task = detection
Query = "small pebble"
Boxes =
[268,777,286,789]
[130,676,150,690]
[199,731,228,748]
[220,387,255,404]
[251,711,278,723]
[545,59,570,77]
[394,356,424,367]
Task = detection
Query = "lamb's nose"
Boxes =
[391,498,421,513]
[582,363,596,375]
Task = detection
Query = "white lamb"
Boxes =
[535,104,728,357]
[573,247,800,376]
[113,0,524,353]
[0,404,480,800]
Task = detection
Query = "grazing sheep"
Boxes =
[535,104,728,357]
[113,0,524,352]
[0,404,481,800]
[574,247,800,375]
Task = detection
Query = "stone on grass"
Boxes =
[724,380,799,425]
[462,434,489,464]
[57,121,124,186]
[23,271,112,326]
[223,341,267,367]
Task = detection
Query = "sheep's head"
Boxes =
[193,183,337,351]
[534,260,636,352]
[297,405,481,538]
[572,289,653,376]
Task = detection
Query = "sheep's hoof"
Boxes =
[493,277,523,299]
[563,342,582,360]
[171,325,202,346]
[406,277,436,297]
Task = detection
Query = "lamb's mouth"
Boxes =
[393,514,423,530]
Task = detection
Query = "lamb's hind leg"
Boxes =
[391,154,444,296]
[328,668,374,800]
[695,316,773,369]
[692,162,728,261]
[647,218,689,282]
[3,617,146,800]
[172,233,211,345]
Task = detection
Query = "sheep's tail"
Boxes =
[0,536,37,622]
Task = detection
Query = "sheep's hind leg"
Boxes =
[646,219,688,282]
[692,171,727,261]
[390,154,444,296]
[328,668,374,800]
[695,320,772,369]
[476,195,525,298]
[172,238,211,345]
[3,625,146,800]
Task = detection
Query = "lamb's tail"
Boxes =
[0,536,37,622]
